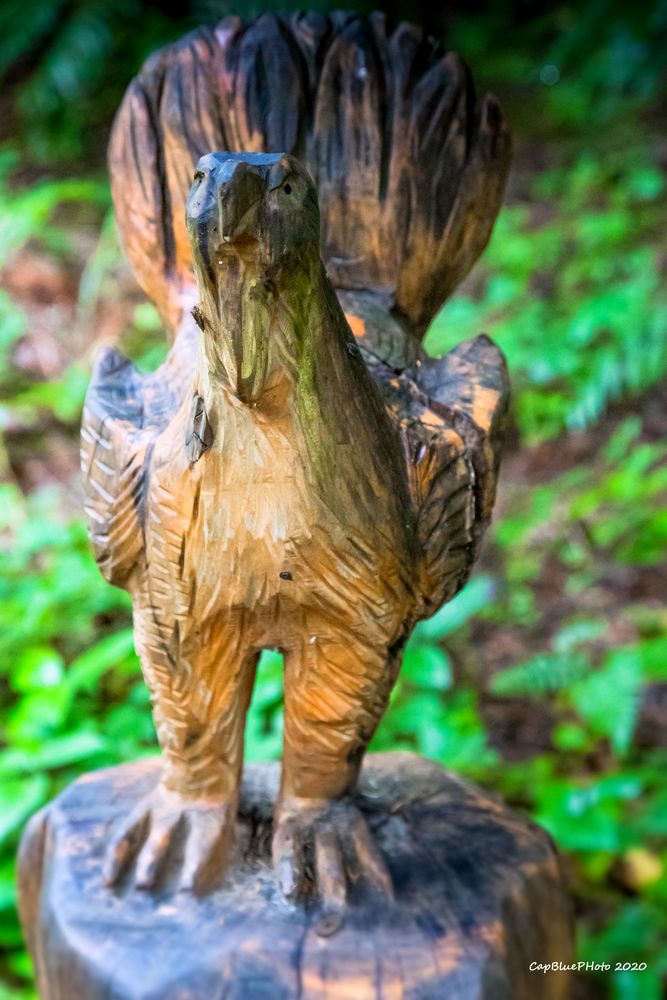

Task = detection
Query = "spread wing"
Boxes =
[80,327,196,588]
[365,334,509,618]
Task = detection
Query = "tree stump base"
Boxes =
[18,753,573,999]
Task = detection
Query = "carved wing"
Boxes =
[81,329,196,588]
[81,349,152,588]
[366,334,509,618]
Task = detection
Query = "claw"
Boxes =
[179,805,233,893]
[136,811,184,890]
[272,817,304,901]
[314,828,346,910]
[272,798,393,915]
[103,810,149,886]
[103,784,235,893]
[349,812,394,900]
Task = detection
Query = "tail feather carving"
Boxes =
[109,11,511,336]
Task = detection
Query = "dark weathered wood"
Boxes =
[109,12,511,338]
[19,754,573,1000]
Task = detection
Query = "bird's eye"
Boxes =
[193,170,205,182]
[283,183,292,195]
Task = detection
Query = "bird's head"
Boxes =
[185,152,323,404]
[186,151,320,283]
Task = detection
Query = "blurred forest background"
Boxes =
[0,0,666,997]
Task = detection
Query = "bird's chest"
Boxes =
[199,423,321,564]
[147,403,380,617]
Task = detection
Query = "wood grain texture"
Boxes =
[82,11,512,901]
[19,754,574,1000]
[109,11,511,337]
[82,143,509,899]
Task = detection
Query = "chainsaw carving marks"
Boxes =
[82,13,511,903]
[109,11,511,341]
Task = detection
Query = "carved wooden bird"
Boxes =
[81,13,511,906]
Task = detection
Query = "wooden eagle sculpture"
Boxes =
[81,12,511,907]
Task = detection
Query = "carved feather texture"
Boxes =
[81,348,148,587]
[109,11,511,335]
[81,329,197,586]
[82,13,511,835]
[366,333,509,613]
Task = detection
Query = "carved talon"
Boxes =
[272,799,393,917]
[104,784,236,893]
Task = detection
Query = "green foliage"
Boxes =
[425,149,667,443]
[0,0,185,164]
[0,485,155,990]
[450,0,667,134]
[372,580,498,775]
[481,416,667,998]
[0,150,108,269]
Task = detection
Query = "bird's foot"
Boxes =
[272,796,393,930]
[103,782,236,893]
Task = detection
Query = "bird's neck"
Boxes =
[195,256,338,408]
[193,259,412,530]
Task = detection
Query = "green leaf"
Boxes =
[0,775,48,845]
[401,645,452,690]
[571,649,643,755]
[612,969,663,1000]
[411,575,495,642]
[0,730,108,775]
[491,652,590,697]
[11,646,64,692]
[552,619,606,653]
[65,628,137,693]
[553,723,591,752]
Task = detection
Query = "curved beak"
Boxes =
[218,161,264,244]
[186,156,265,281]
[186,154,277,405]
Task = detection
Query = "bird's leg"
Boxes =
[105,620,259,893]
[274,633,400,915]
